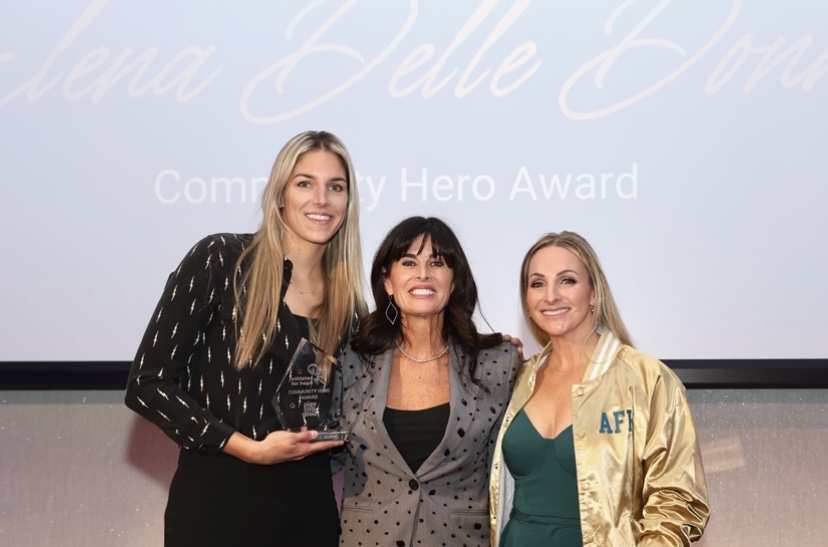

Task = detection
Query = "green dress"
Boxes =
[500,409,583,547]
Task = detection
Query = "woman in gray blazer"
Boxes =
[338,217,521,547]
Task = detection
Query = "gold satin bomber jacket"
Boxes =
[489,331,710,546]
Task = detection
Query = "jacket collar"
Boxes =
[263,258,304,364]
[584,329,622,382]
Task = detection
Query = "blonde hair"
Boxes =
[233,131,367,370]
[519,231,632,347]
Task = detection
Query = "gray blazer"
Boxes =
[338,342,520,547]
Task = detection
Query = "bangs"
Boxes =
[384,220,462,268]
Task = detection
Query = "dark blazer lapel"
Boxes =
[417,346,482,479]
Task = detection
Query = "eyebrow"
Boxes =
[401,252,440,259]
[528,269,581,278]
[290,173,347,183]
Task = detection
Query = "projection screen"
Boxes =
[1,0,826,363]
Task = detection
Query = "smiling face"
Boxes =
[383,235,455,321]
[525,245,596,342]
[281,149,349,250]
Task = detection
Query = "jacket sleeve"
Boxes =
[330,344,364,474]
[638,367,710,546]
[124,235,236,452]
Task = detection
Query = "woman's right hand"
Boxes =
[223,429,343,465]
[502,333,525,360]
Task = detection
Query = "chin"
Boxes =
[305,232,338,244]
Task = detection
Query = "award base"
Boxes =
[313,429,348,442]
[274,338,347,442]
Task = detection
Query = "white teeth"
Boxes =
[542,308,568,316]
[306,213,331,221]
[411,289,435,295]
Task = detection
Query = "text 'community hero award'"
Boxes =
[273,338,346,441]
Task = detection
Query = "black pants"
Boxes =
[164,450,339,547]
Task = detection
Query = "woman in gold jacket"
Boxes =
[489,232,709,546]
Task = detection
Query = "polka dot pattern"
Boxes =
[338,343,520,546]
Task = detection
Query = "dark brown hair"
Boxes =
[352,217,502,389]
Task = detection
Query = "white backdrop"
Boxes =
[1,0,826,362]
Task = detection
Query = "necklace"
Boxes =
[289,281,318,296]
[396,342,449,363]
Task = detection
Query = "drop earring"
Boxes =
[385,295,398,325]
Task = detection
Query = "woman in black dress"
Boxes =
[125,130,367,547]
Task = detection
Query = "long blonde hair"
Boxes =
[519,231,632,347]
[233,131,367,370]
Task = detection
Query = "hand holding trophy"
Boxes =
[273,338,347,442]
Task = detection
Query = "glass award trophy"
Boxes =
[273,338,346,441]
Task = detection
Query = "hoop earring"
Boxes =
[385,295,398,325]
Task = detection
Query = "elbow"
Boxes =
[123,384,139,413]
[123,375,147,414]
